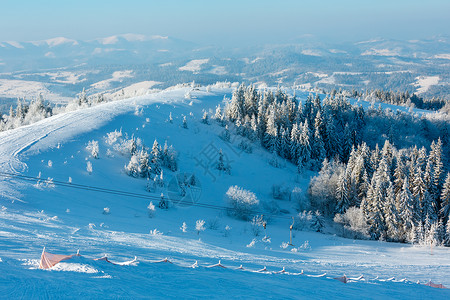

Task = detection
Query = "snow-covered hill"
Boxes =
[0,35,449,103]
[0,86,449,298]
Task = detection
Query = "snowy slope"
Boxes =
[0,87,449,299]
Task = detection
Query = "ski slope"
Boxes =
[0,86,449,299]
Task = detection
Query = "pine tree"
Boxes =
[310,210,325,232]
[151,140,161,174]
[298,119,311,168]
[440,173,450,221]
[290,123,300,162]
[445,218,450,246]
[397,178,415,241]
[201,111,209,124]
[335,170,350,214]
[384,183,401,241]
[264,109,277,153]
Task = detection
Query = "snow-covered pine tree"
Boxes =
[384,183,401,241]
[310,210,325,232]
[201,111,209,125]
[151,140,161,174]
[397,178,415,241]
[180,222,187,233]
[289,123,300,163]
[335,170,350,214]
[264,109,277,153]
[440,173,450,221]
[196,219,206,235]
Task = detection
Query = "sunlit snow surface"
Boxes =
[0,87,449,299]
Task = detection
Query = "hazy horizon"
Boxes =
[2,0,449,46]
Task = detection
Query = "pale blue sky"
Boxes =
[1,0,449,44]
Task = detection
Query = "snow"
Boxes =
[97,34,149,45]
[179,59,210,73]
[208,66,227,75]
[31,37,78,47]
[5,41,24,49]
[414,76,440,94]
[0,79,71,102]
[301,49,322,57]
[361,48,401,56]
[91,70,134,89]
[0,86,448,298]
[103,81,161,98]
[433,54,450,60]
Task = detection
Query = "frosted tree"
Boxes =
[397,178,415,240]
[244,85,258,117]
[264,109,277,153]
[180,222,187,233]
[440,173,450,221]
[445,219,450,246]
[147,201,155,218]
[297,120,311,170]
[226,185,259,220]
[384,184,401,241]
[310,210,325,232]
[182,116,188,129]
[214,104,222,122]
[125,154,140,177]
[201,111,209,125]
[335,170,350,214]
[195,219,205,235]
[169,112,173,123]
[151,139,161,174]
[138,149,150,177]
[86,140,99,159]
[216,149,230,174]
[86,161,93,174]
[290,123,300,162]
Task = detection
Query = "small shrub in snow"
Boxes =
[147,201,155,218]
[207,217,220,230]
[298,240,311,250]
[272,184,290,200]
[290,187,309,211]
[216,149,231,174]
[106,149,114,157]
[223,225,231,237]
[226,185,259,220]
[294,211,313,231]
[280,242,289,249]
[180,222,188,233]
[246,238,256,248]
[237,140,252,153]
[334,206,369,239]
[105,129,122,145]
[149,229,162,235]
[48,160,53,168]
[310,211,325,233]
[268,154,285,168]
[86,140,99,159]
[103,207,110,215]
[195,219,205,235]
[86,161,93,174]
[219,125,230,142]
[250,215,264,236]
[201,111,209,125]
